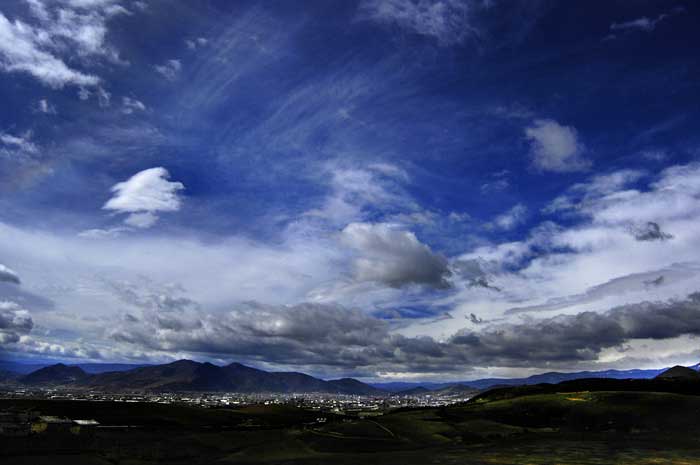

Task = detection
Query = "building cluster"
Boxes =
[1,387,473,417]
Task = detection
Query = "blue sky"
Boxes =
[1,0,700,381]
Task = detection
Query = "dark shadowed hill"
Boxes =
[325,378,386,396]
[20,363,89,385]
[432,384,480,397]
[395,386,431,396]
[18,360,386,395]
[655,365,700,379]
[469,376,700,405]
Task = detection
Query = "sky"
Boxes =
[1,0,700,382]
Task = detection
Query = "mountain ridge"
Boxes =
[371,368,678,391]
[14,359,386,395]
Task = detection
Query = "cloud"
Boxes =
[524,119,591,172]
[123,212,158,229]
[453,293,700,365]
[610,7,684,33]
[0,264,20,284]
[77,226,129,239]
[0,301,33,344]
[0,130,50,189]
[490,203,527,230]
[103,167,184,228]
[0,12,98,88]
[108,291,700,373]
[632,221,673,242]
[303,163,417,228]
[341,222,451,289]
[506,262,700,315]
[0,131,38,155]
[122,96,146,114]
[480,179,509,193]
[155,59,181,80]
[110,301,391,369]
[544,169,645,215]
[185,37,208,50]
[36,98,56,114]
[0,0,129,88]
[546,163,700,226]
[359,0,481,46]
[96,86,111,107]
[640,149,668,162]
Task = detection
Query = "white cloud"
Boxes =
[524,119,591,172]
[36,98,57,114]
[639,149,668,162]
[0,131,38,155]
[303,163,416,227]
[124,211,158,229]
[77,226,128,239]
[103,167,184,228]
[546,163,700,229]
[185,37,208,50]
[96,86,111,107]
[359,0,481,46]
[341,222,451,289]
[155,59,181,80]
[610,7,683,33]
[122,96,146,114]
[544,169,645,215]
[78,87,91,100]
[491,203,527,230]
[480,178,509,193]
[0,0,130,88]
[0,13,99,88]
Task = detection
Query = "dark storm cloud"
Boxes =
[0,264,20,284]
[452,311,626,363]
[455,293,700,365]
[110,302,392,369]
[0,301,33,344]
[341,222,452,290]
[108,293,700,373]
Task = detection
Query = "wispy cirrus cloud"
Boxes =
[358,0,482,46]
[610,7,684,33]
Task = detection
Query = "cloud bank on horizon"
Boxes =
[1,0,699,381]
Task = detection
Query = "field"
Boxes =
[4,390,700,464]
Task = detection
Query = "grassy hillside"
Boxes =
[5,387,700,464]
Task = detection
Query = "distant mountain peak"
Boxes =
[655,365,700,380]
[168,359,200,366]
[21,363,88,385]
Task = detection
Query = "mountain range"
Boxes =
[2,360,699,395]
[371,368,678,392]
[3,360,386,395]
